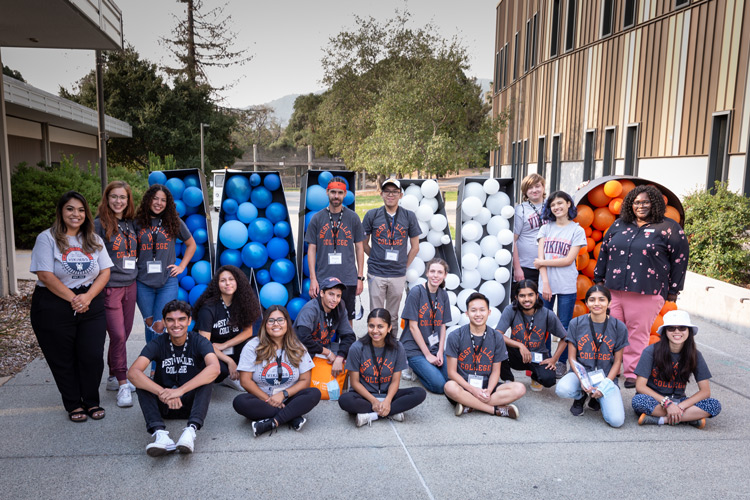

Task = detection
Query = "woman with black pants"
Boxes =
[30,191,113,422]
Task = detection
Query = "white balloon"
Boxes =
[456,288,477,312]
[421,179,439,198]
[406,268,420,283]
[416,204,434,222]
[495,191,511,206]
[461,253,478,270]
[480,235,502,257]
[497,228,514,246]
[427,229,444,247]
[430,213,447,231]
[418,241,436,262]
[494,248,512,266]
[487,215,510,235]
[447,324,461,335]
[479,281,506,308]
[404,184,423,201]
[420,197,438,212]
[494,267,511,283]
[413,278,427,287]
[488,306,502,328]
[461,197,483,218]
[486,192,510,214]
[483,178,500,195]
[445,273,461,290]
[447,290,457,306]
[461,220,483,242]
[448,306,461,326]
[477,257,499,281]
[472,207,492,225]
[464,182,487,204]
[441,234,452,245]
[458,315,470,326]
[461,269,481,289]
[461,241,482,258]
[400,194,419,212]
[418,220,430,238]
[408,257,425,277]
[501,204,516,219]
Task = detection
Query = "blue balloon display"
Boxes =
[175,258,188,279]
[306,185,329,211]
[241,242,268,269]
[180,275,196,292]
[183,174,200,188]
[287,297,307,320]
[175,242,183,258]
[224,213,238,222]
[220,249,242,267]
[265,202,287,224]
[263,173,281,191]
[192,228,208,245]
[302,257,310,277]
[183,186,203,208]
[189,284,208,306]
[341,177,350,189]
[165,178,186,200]
[259,282,289,309]
[175,200,186,217]
[274,221,291,238]
[248,218,273,244]
[270,258,295,284]
[190,244,205,263]
[185,214,207,233]
[219,220,248,249]
[344,190,354,206]
[304,210,319,231]
[237,202,258,224]
[184,204,199,216]
[266,237,290,260]
[191,260,212,284]
[256,269,271,286]
[250,186,272,209]
[301,278,311,300]
[178,287,189,302]
[249,173,261,186]
[222,198,238,215]
[317,171,333,188]
[225,175,251,203]
[148,171,167,186]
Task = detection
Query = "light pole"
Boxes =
[200,123,210,173]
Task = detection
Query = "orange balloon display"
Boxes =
[591,229,603,242]
[651,314,664,336]
[664,205,681,223]
[586,237,595,252]
[576,274,594,300]
[578,245,588,256]
[584,225,593,237]
[583,259,597,279]
[573,301,589,318]
[620,179,636,197]
[594,242,603,260]
[608,197,623,215]
[587,185,612,207]
[575,204,595,227]
[660,301,678,316]
[593,207,616,231]
[603,180,623,198]
[576,252,590,271]
[649,334,661,345]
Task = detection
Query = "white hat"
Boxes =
[381,178,401,190]
[657,309,698,336]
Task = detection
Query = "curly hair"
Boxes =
[98,181,136,240]
[51,191,102,254]
[193,265,261,330]
[136,184,181,238]
[620,185,665,224]
[541,190,578,222]
[255,306,307,368]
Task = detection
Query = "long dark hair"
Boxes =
[360,308,398,350]
[541,190,578,222]
[652,325,698,384]
[51,191,102,253]
[620,185,666,224]
[512,279,543,311]
[193,265,261,330]
[98,181,136,240]
[584,284,612,315]
[255,306,307,368]
[136,184,181,238]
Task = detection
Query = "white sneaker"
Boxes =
[116,385,133,407]
[107,377,136,392]
[176,426,196,454]
[356,413,373,427]
[221,377,244,392]
[530,380,543,392]
[390,412,405,422]
[401,368,415,381]
[146,430,175,457]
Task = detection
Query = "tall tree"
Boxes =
[2,65,25,82]
[231,106,283,151]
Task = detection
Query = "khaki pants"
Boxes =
[367,274,406,338]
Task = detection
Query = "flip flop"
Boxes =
[68,409,88,423]
[86,406,106,420]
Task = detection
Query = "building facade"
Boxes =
[490,0,750,199]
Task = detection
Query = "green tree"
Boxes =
[231,105,283,151]
[283,93,329,154]
[2,65,25,82]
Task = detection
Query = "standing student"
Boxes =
[135,185,196,358]
[305,176,365,324]
[555,285,628,427]
[233,306,322,436]
[512,173,547,288]
[339,308,427,427]
[632,310,721,429]
[496,279,567,391]
[362,178,420,336]
[194,265,262,391]
[444,293,526,418]
[30,191,113,422]
[400,258,453,394]
[95,181,139,408]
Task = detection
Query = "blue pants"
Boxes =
[408,355,449,394]
[136,277,179,344]
[543,292,576,363]
[556,372,625,427]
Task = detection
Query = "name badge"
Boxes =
[428,333,439,347]
[385,250,399,262]
[589,369,606,385]
[468,374,484,388]
[328,252,342,265]
[123,257,137,270]
[644,229,655,233]
[532,352,543,363]
[375,396,386,402]
[147,261,162,274]
[222,346,234,356]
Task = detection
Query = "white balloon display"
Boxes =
[458,315,470,326]
[400,194,419,212]
[461,269,481,289]
[420,197,439,212]
[497,228,514,246]
[441,234,452,245]
[463,182,487,204]
[494,248,512,266]
[418,241,436,262]
[461,220,483,242]
[480,235,502,257]
[444,273,460,290]
[487,215,510,235]
[416,204,434,222]
[430,213,447,231]
[404,184,423,201]
[421,179,439,198]
[462,241,482,258]
[418,220,430,238]
[479,281,506,308]
[473,207,492,225]
[477,257,499,281]
[483,178,500,195]
[406,268,420,283]
[501,204,516,219]
[427,229,444,247]
[461,197,483,218]
[413,278,427,287]
[448,306,461,325]
[486,191,511,215]
[456,288,477,312]
[488,307,501,328]
[447,290,457,306]
[408,257,425,277]
[494,266,511,283]
[495,191,511,206]
[461,253,478,270]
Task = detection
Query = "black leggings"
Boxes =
[500,346,557,387]
[233,387,321,425]
[338,387,426,415]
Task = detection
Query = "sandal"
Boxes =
[68,409,88,423]
[86,406,106,420]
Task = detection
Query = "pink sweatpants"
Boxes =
[104,282,137,381]
[608,289,664,379]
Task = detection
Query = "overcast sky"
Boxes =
[2,0,496,109]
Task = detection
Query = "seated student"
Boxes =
[339,308,427,427]
[496,279,567,391]
[632,310,721,429]
[555,285,628,427]
[128,300,220,456]
[232,306,321,436]
[444,292,525,418]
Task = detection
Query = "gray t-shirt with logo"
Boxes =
[363,206,421,277]
[566,315,629,375]
[537,221,587,295]
[305,207,364,286]
[495,305,566,356]
[635,344,711,399]
[346,340,407,396]
[136,217,192,288]
[514,202,547,268]
[445,324,508,382]
[237,337,315,397]
[400,284,453,358]
[94,218,138,288]
[30,229,113,289]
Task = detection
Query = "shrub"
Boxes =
[683,182,750,286]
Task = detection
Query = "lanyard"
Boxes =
[327,208,343,252]
[169,336,188,385]
[221,299,231,321]
[587,315,609,370]
[149,218,162,260]
[469,328,487,374]
[275,350,285,383]
[117,221,132,253]
[519,310,535,347]
[528,201,542,221]
[368,343,386,394]
[382,206,400,249]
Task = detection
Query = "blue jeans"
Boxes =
[408,355,449,394]
[543,292,576,363]
[136,278,179,344]
[555,372,625,427]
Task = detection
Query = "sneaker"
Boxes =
[454,402,465,417]
[588,397,601,412]
[146,430,176,457]
[107,377,136,392]
[530,380,543,392]
[390,412,405,422]
[252,418,278,437]
[288,416,307,432]
[555,362,567,379]
[401,367,415,381]
[116,385,133,408]
[570,395,587,417]
[624,378,636,389]
[176,426,196,454]
[494,404,519,419]
[356,413,373,427]
[221,377,244,392]
[687,418,706,430]
[638,413,661,426]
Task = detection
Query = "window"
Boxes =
[532,13,539,68]
[624,124,640,176]
[603,127,616,176]
[525,19,531,72]
[551,135,561,191]
[675,0,689,8]
[494,51,500,92]
[550,0,561,57]
[601,0,614,37]
[523,139,529,179]
[514,32,519,80]
[744,130,750,196]
[538,136,547,179]
[511,141,518,179]
[706,113,730,193]
[565,0,577,52]
[503,43,509,87]
[624,0,637,28]
[583,129,596,181]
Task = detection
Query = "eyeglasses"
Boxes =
[665,326,688,332]
[266,317,286,325]
[109,195,128,201]
[632,201,651,207]
[382,190,401,196]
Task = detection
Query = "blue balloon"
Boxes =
[287,297,307,320]
[178,287,188,302]
[256,269,271,286]
[175,258,188,280]
[175,242,183,257]
[175,200,186,217]
[180,275,196,292]
[148,171,167,186]
[249,173,261,186]
[304,210,319,231]
[237,202,259,224]
[259,282,288,309]
[189,284,208,306]
[274,221,291,238]
[301,278,311,300]
[222,198,238,215]
[190,244,205,263]
[225,175,251,203]
[270,258,295,284]
[267,237,290,260]
[341,177,350,189]
[306,185,329,211]
[248,218,274,244]
[265,202,287,224]
[264,173,281,191]
[165,178,186,200]
[250,186,272,209]
[219,220,248,249]
[183,174,200,188]
[241,242,268,269]
[302,257,310,277]
[183,186,204,208]
[185,214,207,233]
[344,190,354,206]
[184,204,199,216]
[191,260,212,285]
[192,228,208,245]
[224,213,238,222]
[220,249,242,267]
[317,171,333,188]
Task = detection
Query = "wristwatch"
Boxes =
[282,389,289,398]
[357,276,365,281]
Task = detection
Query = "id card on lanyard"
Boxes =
[383,207,400,262]
[588,316,609,385]
[424,285,439,348]
[468,329,487,387]
[119,221,137,269]
[147,219,163,274]
[327,209,343,265]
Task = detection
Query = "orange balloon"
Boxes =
[587,185,612,207]
[584,225,593,237]
[651,314,664,336]
[603,180,623,198]
[648,334,661,345]
[573,300,589,318]
[664,205,680,223]
[591,230,602,242]
[608,198,623,215]
[586,237,595,252]
[578,245,588,256]
[575,205,594,227]
[620,179,636,197]
[576,274,594,300]
[583,259,597,279]
[663,194,668,205]
[593,207,616,231]
[576,252,590,271]
[594,242,602,260]
[660,301,678,316]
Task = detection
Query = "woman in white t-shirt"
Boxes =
[233,306,322,436]
[30,191,113,423]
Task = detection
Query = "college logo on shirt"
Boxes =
[457,345,494,374]
[112,232,137,259]
[373,222,407,247]
[543,238,572,257]
[61,247,96,279]
[577,333,615,362]
[139,226,172,252]
[418,301,444,327]
[261,360,293,386]
[312,322,333,346]
[527,212,545,230]
[650,362,686,392]
[318,222,353,248]
[360,355,396,385]
[510,322,545,350]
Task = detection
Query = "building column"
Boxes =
[0,48,19,296]
[41,122,52,165]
